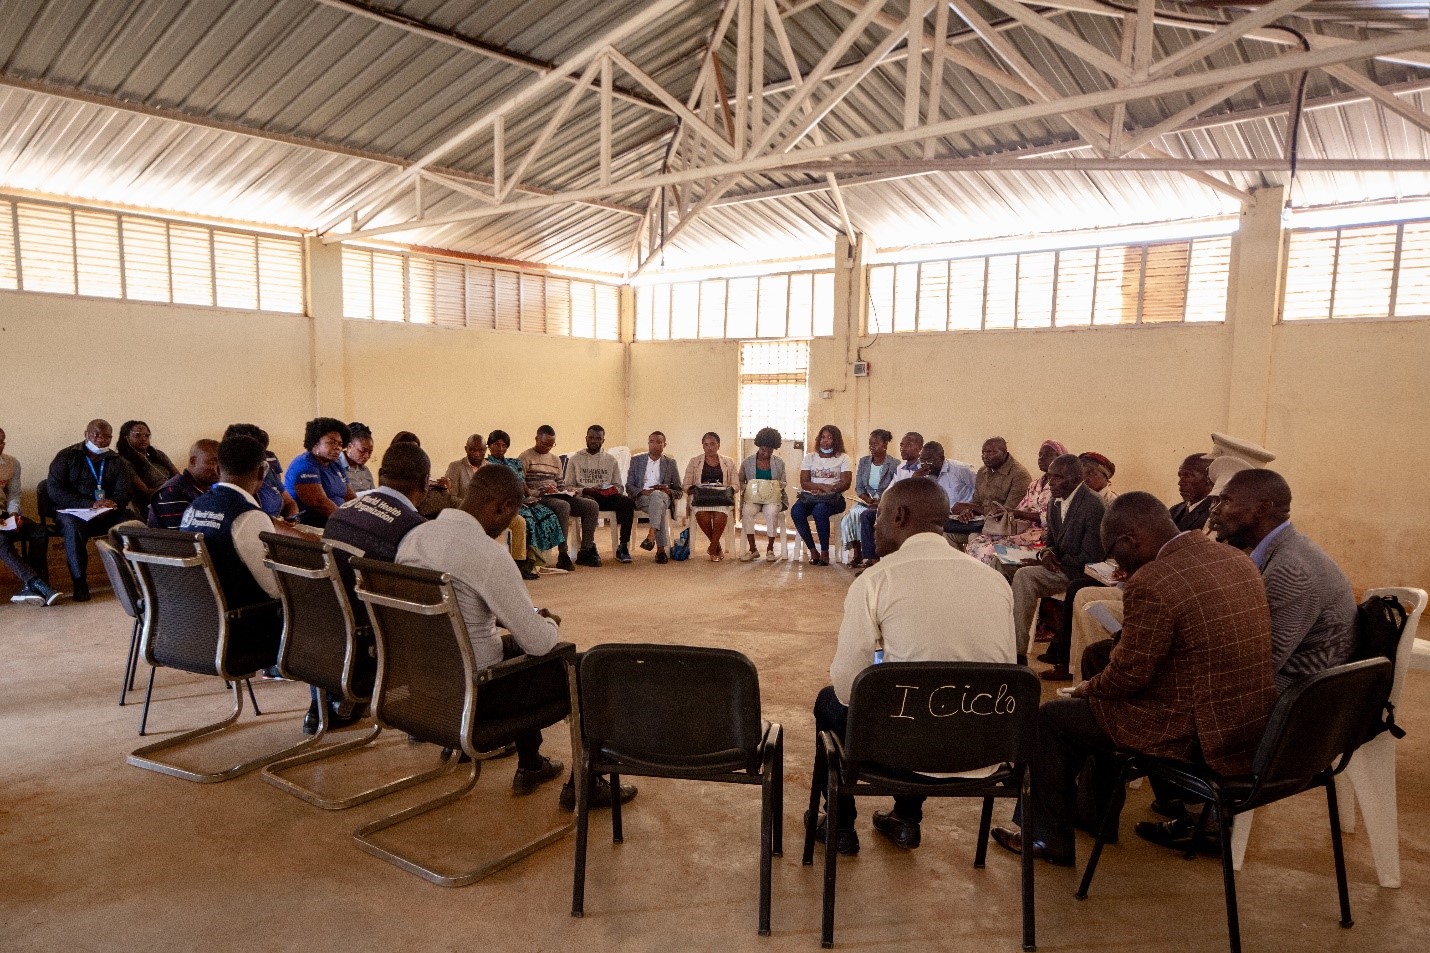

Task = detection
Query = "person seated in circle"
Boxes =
[737,427,788,562]
[683,431,736,561]
[791,424,853,566]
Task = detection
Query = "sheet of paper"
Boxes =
[0,515,17,532]
[1085,600,1123,635]
[1084,560,1120,587]
[58,506,108,522]
[993,544,1041,565]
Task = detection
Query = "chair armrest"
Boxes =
[227,599,282,622]
[474,641,577,684]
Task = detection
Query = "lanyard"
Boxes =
[84,455,107,501]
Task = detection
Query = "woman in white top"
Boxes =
[790,424,853,566]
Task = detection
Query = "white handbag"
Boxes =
[744,478,782,506]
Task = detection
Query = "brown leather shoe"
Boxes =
[990,826,1074,867]
[1040,665,1074,681]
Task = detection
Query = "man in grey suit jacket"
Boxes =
[1212,468,1357,690]
[1011,454,1106,661]
[625,431,684,563]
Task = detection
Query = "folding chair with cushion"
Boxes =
[120,526,304,782]
[804,662,1041,950]
[1077,658,1395,953]
[258,532,457,809]
[95,537,144,707]
[571,643,783,935]
[1229,587,1426,888]
[350,556,579,887]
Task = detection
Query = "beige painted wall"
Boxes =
[626,340,740,469]
[343,321,627,466]
[0,290,313,508]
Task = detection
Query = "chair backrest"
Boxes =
[94,537,142,620]
[844,662,1041,775]
[1365,587,1427,706]
[35,479,56,524]
[350,557,474,750]
[608,445,631,485]
[1248,658,1393,796]
[117,525,226,677]
[261,531,364,700]
[579,643,763,773]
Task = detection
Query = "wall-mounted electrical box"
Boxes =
[852,361,870,377]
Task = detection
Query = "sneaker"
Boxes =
[559,775,639,811]
[764,550,778,562]
[260,666,286,681]
[615,546,632,564]
[575,547,602,568]
[512,756,565,795]
[739,549,759,562]
[71,579,91,602]
[10,583,43,606]
[638,537,655,551]
[556,550,575,572]
[29,579,62,606]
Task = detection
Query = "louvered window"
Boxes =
[738,340,809,443]
[868,235,1233,332]
[0,195,304,314]
[341,245,617,339]
[1283,218,1430,321]
[634,269,834,341]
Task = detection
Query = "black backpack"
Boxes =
[1350,594,1409,740]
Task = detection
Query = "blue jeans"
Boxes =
[790,496,846,553]
[858,506,879,561]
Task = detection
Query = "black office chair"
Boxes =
[258,532,457,809]
[94,537,144,706]
[350,556,579,886]
[805,662,1042,950]
[571,643,783,935]
[1076,658,1395,953]
[119,526,306,782]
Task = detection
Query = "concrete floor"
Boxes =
[3,545,1429,953]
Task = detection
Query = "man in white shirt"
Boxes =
[812,477,1017,854]
[397,464,635,809]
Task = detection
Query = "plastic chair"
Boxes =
[687,501,737,557]
[119,526,302,782]
[350,557,579,886]
[572,644,783,935]
[258,532,457,810]
[1077,658,1395,953]
[804,662,1042,950]
[95,537,144,707]
[1229,587,1426,887]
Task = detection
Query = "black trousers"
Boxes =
[55,508,129,582]
[1018,697,1121,858]
[1044,571,1102,666]
[592,494,634,547]
[0,521,48,586]
[478,635,569,769]
[813,685,928,825]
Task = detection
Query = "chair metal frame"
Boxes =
[804,662,1041,951]
[94,537,144,706]
[1076,658,1395,953]
[258,533,457,810]
[570,643,784,936]
[351,558,580,887]
[121,527,308,782]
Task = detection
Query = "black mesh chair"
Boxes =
[805,662,1041,950]
[258,532,457,809]
[350,556,580,887]
[1076,658,1395,953]
[119,526,302,782]
[571,643,783,935]
[95,537,144,707]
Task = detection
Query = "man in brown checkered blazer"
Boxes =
[993,491,1276,865]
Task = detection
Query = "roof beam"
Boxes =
[1148,0,1321,79]
[773,157,1430,172]
[309,0,669,114]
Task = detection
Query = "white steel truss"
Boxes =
[308,1,1429,274]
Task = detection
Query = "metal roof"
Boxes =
[0,0,1426,275]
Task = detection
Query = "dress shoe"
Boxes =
[655,551,669,564]
[559,776,639,811]
[1036,651,1055,664]
[808,810,860,856]
[71,579,91,602]
[511,756,565,795]
[638,537,655,551]
[872,810,921,850]
[990,826,1074,867]
[1134,816,1222,856]
[556,550,575,572]
[517,558,539,580]
[615,546,632,564]
[575,547,602,568]
[1040,665,1074,681]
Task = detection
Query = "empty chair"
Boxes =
[350,556,579,886]
[94,537,143,707]
[571,643,783,935]
[1077,658,1395,953]
[258,532,456,809]
[1229,587,1426,887]
[119,526,302,782]
[804,662,1041,950]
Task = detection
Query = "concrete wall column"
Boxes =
[305,237,349,420]
[1223,185,1287,442]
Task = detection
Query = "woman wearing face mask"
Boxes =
[790,424,853,566]
[117,420,179,518]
